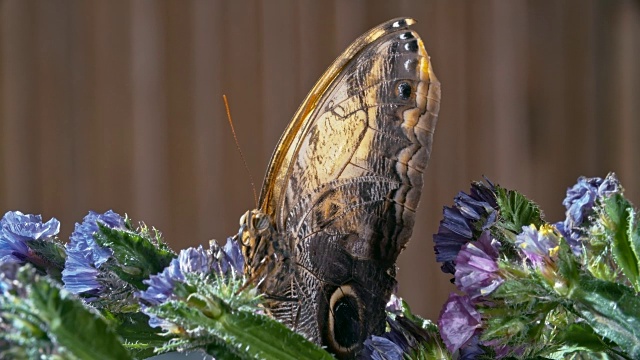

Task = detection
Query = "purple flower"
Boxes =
[137,239,246,329]
[558,173,620,253]
[138,246,213,329]
[434,180,498,274]
[386,315,438,353]
[140,246,212,304]
[564,177,600,225]
[382,318,412,353]
[360,335,404,360]
[366,314,464,359]
[459,335,484,360]
[0,211,60,264]
[563,174,620,225]
[454,231,503,299]
[515,224,559,268]
[438,293,482,354]
[62,210,125,296]
[385,293,403,315]
[211,237,244,275]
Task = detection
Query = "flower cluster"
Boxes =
[435,173,638,359]
[137,239,245,330]
[2,172,639,360]
[0,209,273,359]
[1,207,444,359]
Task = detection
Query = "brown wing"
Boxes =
[257,18,440,358]
[260,17,439,263]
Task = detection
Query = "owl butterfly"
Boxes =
[238,18,440,359]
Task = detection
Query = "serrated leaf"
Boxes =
[551,323,633,358]
[95,224,175,289]
[570,275,640,359]
[481,315,528,341]
[553,324,610,354]
[20,268,133,360]
[495,187,544,238]
[140,272,331,360]
[600,194,640,291]
[555,239,581,295]
[631,223,640,285]
[150,299,333,360]
[26,238,67,281]
[217,309,333,360]
[102,311,166,359]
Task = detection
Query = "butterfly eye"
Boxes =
[253,213,270,232]
[397,82,412,100]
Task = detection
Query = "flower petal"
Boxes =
[454,232,503,299]
[433,181,498,275]
[62,210,126,296]
[438,293,482,354]
[360,335,404,360]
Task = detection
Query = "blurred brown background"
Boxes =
[1,0,638,322]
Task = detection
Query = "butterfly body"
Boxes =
[239,18,440,359]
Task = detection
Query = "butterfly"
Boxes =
[238,17,440,359]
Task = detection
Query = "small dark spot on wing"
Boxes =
[397,82,412,100]
[405,39,419,52]
[392,19,408,28]
[399,31,415,40]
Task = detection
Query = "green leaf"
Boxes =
[151,299,333,360]
[481,314,528,341]
[547,323,635,358]
[555,239,581,296]
[630,219,640,285]
[217,306,333,360]
[399,298,439,332]
[551,324,612,355]
[104,311,166,359]
[11,267,133,360]
[570,275,640,359]
[599,194,640,291]
[143,273,331,360]
[26,238,67,282]
[495,186,544,238]
[406,343,452,360]
[95,224,175,289]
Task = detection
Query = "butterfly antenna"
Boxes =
[223,95,259,208]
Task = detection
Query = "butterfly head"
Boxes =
[238,209,275,277]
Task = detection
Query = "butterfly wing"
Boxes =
[257,18,440,358]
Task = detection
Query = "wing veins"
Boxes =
[291,177,400,236]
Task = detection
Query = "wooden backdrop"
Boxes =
[1,0,639,322]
